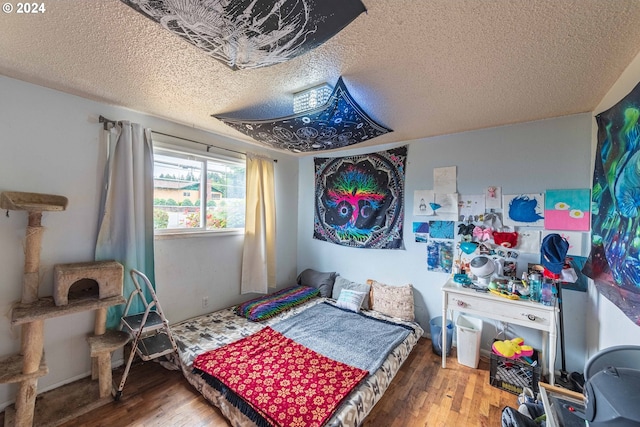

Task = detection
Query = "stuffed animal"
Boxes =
[492,337,534,360]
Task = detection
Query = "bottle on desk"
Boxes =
[529,273,542,302]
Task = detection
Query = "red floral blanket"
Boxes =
[192,326,368,427]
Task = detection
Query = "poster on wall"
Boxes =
[503,193,545,227]
[313,146,406,249]
[583,81,640,325]
[458,194,485,222]
[427,240,453,273]
[413,190,434,215]
[544,189,591,231]
[485,186,502,210]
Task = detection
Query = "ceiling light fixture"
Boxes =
[293,83,333,113]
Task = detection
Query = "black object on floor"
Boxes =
[569,371,585,393]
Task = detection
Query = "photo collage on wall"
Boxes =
[413,167,590,288]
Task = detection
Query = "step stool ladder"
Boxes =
[115,268,178,401]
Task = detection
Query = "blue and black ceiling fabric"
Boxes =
[214,78,393,152]
[120,0,366,70]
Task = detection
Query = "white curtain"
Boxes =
[95,121,155,329]
[241,154,276,294]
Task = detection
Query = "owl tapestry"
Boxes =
[583,80,640,325]
[313,146,406,249]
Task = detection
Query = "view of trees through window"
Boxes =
[153,151,245,231]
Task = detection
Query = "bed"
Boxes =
[170,287,424,427]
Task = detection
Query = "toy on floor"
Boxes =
[492,337,534,360]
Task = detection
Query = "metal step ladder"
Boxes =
[115,268,178,401]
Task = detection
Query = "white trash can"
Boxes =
[456,315,483,368]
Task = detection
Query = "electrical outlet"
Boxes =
[202,296,209,308]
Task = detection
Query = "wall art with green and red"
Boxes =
[584,80,640,325]
[314,146,406,249]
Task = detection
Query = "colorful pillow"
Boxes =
[335,289,367,312]
[332,276,371,309]
[369,280,415,322]
[234,285,319,321]
[296,268,337,298]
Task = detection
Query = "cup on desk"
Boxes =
[541,279,554,306]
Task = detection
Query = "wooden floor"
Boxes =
[1,339,517,427]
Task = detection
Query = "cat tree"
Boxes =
[0,192,129,427]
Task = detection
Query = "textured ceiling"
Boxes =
[2,0,640,154]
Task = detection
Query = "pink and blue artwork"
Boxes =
[544,189,590,231]
[503,193,545,227]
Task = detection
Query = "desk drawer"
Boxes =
[447,292,552,329]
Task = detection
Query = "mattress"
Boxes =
[170,297,424,427]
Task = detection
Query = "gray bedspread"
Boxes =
[271,302,411,373]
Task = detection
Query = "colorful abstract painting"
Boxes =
[428,221,454,239]
[427,240,453,273]
[121,0,366,70]
[583,81,640,324]
[503,193,545,227]
[544,189,591,231]
[412,222,430,233]
[313,146,406,249]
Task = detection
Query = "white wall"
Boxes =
[588,50,640,354]
[297,113,592,373]
[0,75,299,410]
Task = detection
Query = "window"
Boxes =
[153,148,245,233]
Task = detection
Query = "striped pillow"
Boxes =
[335,289,367,312]
[234,285,319,321]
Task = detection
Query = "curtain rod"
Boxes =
[98,115,276,162]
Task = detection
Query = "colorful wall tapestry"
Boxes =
[584,80,640,325]
[216,78,392,152]
[544,189,591,231]
[121,0,366,70]
[314,146,406,249]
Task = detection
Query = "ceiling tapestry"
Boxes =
[120,0,366,70]
[583,80,640,325]
[215,77,393,152]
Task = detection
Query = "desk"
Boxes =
[441,279,559,384]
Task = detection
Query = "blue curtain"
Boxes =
[95,121,155,329]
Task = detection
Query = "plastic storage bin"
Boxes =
[490,349,540,395]
[455,315,483,368]
[430,316,453,356]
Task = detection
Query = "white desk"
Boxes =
[441,279,559,384]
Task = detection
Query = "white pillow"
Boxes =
[335,289,367,312]
[332,276,371,309]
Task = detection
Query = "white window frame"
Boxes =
[152,143,246,237]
